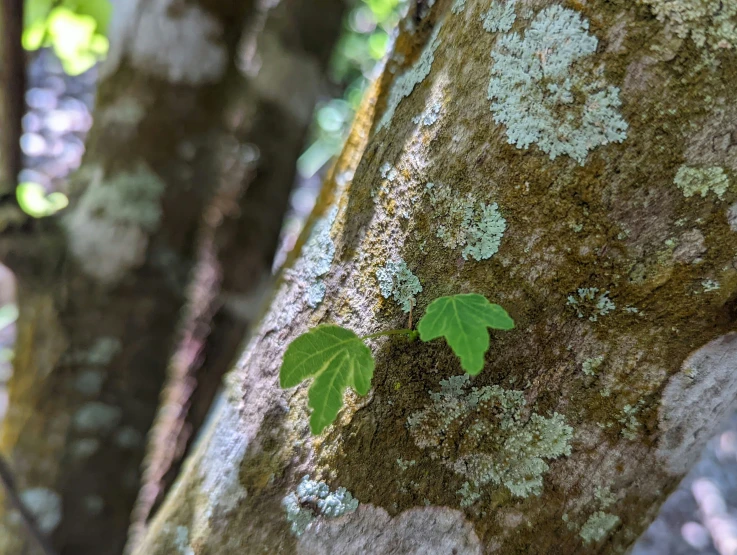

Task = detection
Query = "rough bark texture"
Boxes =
[127,0,345,546]
[114,0,737,553]
[0,1,256,553]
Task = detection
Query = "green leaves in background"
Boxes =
[279,294,515,434]
[298,0,408,178]
[417,294,514,375]
[16,182,68,217]
[280,325,374,435]
[24,0,111,75]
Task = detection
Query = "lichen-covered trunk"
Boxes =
[133,0,737,553]
[0,1,255,553]
[128,0,345,545]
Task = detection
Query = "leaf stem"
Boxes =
[362,328,418,340]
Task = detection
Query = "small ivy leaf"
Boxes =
[417,294,514,375]
[280,325,374,434]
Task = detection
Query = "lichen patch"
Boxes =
[297,504,482,554]
[487,5,627,164]
[407,375,573,500]
[129,0,228,84]
[640,0,737,51]
[376,259,423,313]
[673,165,731,200]
[376,22,443,133]
[64,164,166,284]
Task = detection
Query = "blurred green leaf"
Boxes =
[23,0,110,75]
[24,0,54,27]
[68,0,111,34]
[299,0,407,177]
[17,182,69,218]
[368,31,388,59]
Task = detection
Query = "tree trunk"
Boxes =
[0,1,256,553]
[127,0,345,545]
[0,0,23,198]
[84,0,737,553]
[0,0,24,203]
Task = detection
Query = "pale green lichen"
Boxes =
[582,356,604,376]
[74,166,166,231]
[618,401,644,440]
[64,165,167,283]
[456,481,481,508]
[640,0,737,50]
[567,288,616,321]
[73,370,105,395]
[87,336,122,365]
[282,475,358,537]
[19,488,62,534]
[579,511,620,544]
[427,183,507,261]
[462,203,507,261]
[702,279,721,292]
[115,426,143,449]
[481,0,516,33]
[376,259,422,313]
[451,0,466,15]
[407,375,573,499]
[396,458,416,471]
[68,336,121,366]
[674,165,730,199]
[412,102,442,126]
[380,162,398,182]
[73,402,122,434]
[487,5,627,164]
[594,486,616,509]
[174,526,194,555]
[377,22,443,133]
[70,438,100,459]
[300,207,338,307]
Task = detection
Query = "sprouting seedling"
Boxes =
[279,293,514,434]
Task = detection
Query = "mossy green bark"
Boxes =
[134,0,737,553]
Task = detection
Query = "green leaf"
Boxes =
[417,294,514,375]
[280,325,374,434]
[16,182,68,218]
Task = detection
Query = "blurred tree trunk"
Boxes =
[127,0,345,546]
[0,0,24,199]
[0,1,257,553]
[130,1,737,553]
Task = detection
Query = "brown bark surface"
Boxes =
[131,0,737,553]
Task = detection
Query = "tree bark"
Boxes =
[130,0,737,552]
[127,0,345,545]
[0,1,256,553]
